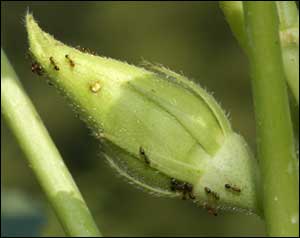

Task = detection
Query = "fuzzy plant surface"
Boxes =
[26,13,261,216]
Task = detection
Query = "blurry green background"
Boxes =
[2,1,266,236]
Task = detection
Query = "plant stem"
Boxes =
[277,1,299,105]
[276,1,299,31]
[220,1,299,106]
[1,49,101,237]
[219,1,247,52]
[243,2,299,237]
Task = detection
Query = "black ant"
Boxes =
[170,178,195,200]
[65,54,75,67]
[204,203,218,216]
[49,56,59,71]
[204,186,220,200]
[225,184,241,193]
[31,61,43,76]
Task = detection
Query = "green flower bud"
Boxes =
[26,14,260,215]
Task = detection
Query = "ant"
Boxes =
[65,54,75,67]
[204,203,218,216]
[31,61,43,76]
[49,56,59,71]
[225,184,241,193]
[204,186,220,200]
[170,178,195,200]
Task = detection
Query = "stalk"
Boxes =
[219,1,247,52]
[243,2,299,236]
[277,1,299,105]
[220,1,299,106]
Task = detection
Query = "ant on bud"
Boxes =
[31,61,43,76]
[204,203,218,216]
[225,184,241,193]
[170,178,195,200]
[65,54,75,67]
[204,186,220,200]
[49,56,59,71]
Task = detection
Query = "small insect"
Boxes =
[90,81,101,93]
[139,147,150,165]
[185,183,195,200]
[170,178,195,200]
[65,54,75,67]
[204,203,218,216]
[49,56,59,71]
[204,187,211,194]
[31,61,44,76]
[225,184,241,193]
[204,187,220,200]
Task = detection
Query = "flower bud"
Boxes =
[26,14,260,215]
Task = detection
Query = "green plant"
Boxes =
[1,2,298,237]
[220,1,299,106]
[25,12,262,215]
[221,1,299,236]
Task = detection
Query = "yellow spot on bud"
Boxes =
[90,81,101,93]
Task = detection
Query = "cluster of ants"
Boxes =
[31,54,74,75]
[171,181,241,216]
[30,45,96,76]
[138,147,241,217]
[30,46,104,93]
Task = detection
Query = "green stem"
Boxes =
[276,1,299,30]
[220,1,299,106]
[219,1,247,52]
[243,2,299,237]
[1,49,101,237]
[277,1,299,105]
